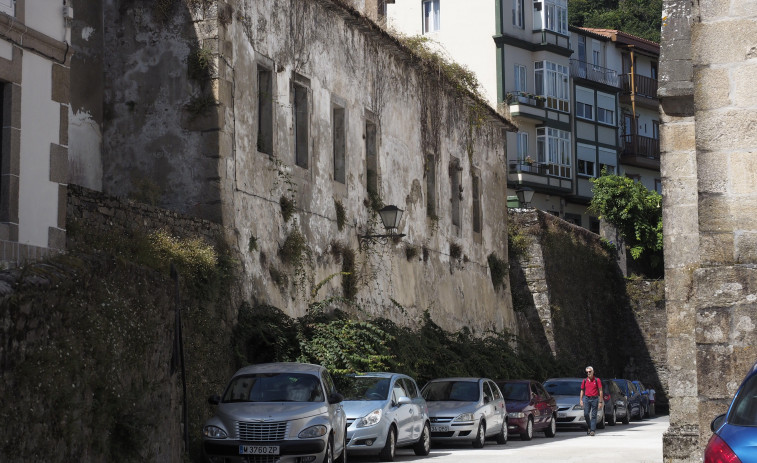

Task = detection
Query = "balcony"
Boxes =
[621,74,658,107]
[569,60,620,88]
[508,160,573,193]
[620,134,660,169]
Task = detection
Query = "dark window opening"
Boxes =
[293,82,308,168]
[450,160,461,227]
[333,106,345,184]
[426,154,436,217]
[257,68,273,154]
[472,174,481,233]
[366,120,378,195]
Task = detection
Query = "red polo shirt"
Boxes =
[582,377,602,397]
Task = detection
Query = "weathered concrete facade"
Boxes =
[660,0,757,460]
[70,0,518,333]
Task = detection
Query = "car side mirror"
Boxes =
[711,414,726,432]
[328,392,344,404]
[208,394,221,405]
[397,396,411,406]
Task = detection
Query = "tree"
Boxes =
[570,0,663,43]
[588,174,663,275]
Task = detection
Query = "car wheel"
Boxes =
[597,409,606,429]
[336,428,347,463]
[520,417,533,441]
[413,422,431,456]
[322,435,334,463]
[544,414,557,438]
[379,426,396,462]
[472,421,486,448]
[622,407,630,424]
[608,406,617,426]
[495,420,507,445]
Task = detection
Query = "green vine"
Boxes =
[487,253,508,290]
[280,195,296,223]
[334,199,346,232]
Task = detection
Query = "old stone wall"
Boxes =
[508,210,668,399]
[74,0,518,335]
[660,0,757,460]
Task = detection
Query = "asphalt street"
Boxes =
[355,415,670,463]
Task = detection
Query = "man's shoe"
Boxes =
[590,431,595,436]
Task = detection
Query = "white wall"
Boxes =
[24,1,70,43]
[19,52,60,247]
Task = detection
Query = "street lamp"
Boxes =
[515,187,535,208]
[359,205,406,245]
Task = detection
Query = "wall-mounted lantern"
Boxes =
[359,205,406,246]
[515,187,535,209]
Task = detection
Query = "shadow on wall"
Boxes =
[508,210,666,412]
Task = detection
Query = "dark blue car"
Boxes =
[612,379,644,420]
[705,361,757,462]
[632,380,651,418]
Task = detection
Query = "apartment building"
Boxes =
[387,1,661,231]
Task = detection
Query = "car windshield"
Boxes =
[728,374,757,426]
[499,382,529,401]
[222,373,325,403]
[423,381,480,402]
[544,380,581,396]
[613,380,628,395]
[340,376,391,401]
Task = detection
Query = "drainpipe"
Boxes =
[629,46,637,149]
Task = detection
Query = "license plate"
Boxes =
[431,425,448,432]
[239,445,280,455]
[557,412,567,418]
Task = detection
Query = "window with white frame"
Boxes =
[0,0,13,16]
[515,64,527,93]
[537,127,571,178]
[516,132,528,161]
[575,87,593,121]
[535,61,570,111]
[577,143,596,177]
[513,0,524,28]
[423,0,440,33]
[543,0,568,35]
[596,92,615,125]
[598,147,617,175]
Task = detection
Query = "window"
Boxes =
[516,132,528,161]
[472,173,482,234]
[366,119,378,196]
[596,92,615,125]
[422,0,440,33]
[332,105,345,184]
[535,61,569,112]
[564,213,581,226]
[575,87,594,121]
[426,155,437,217]
[543,0,567,35]
[592,40,601,66]
[589,217,600,234]
[577,159,595,177]
[257,67,273,154]
[651,61,658,80]
[576,102,593,120]
[514,65,527,93]
[654,178,662,194]
[0,0,13,16]
[577,143,595,177]
[512,0,524,28]
[536,127,571,178]
[293,81,309,168]
[450,159,461,227]
[653,120,660,140]
[598,147,616,175]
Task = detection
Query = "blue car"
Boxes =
[705,361,757,462]
[612,379,644,420]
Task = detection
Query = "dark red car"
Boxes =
[495,379,558,440]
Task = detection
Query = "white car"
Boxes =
[543,378,606,430]
[342,372,431,460]
[202,362,347,463]
[421,377,508,447]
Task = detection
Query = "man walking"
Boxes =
[579,366,603,436]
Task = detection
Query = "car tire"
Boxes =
[472,421,486,448]
[520,417,533,441]
[597,410,606,429]
[608,406,617,426]
[495,420,507,445]
[379,426,396,462]
[544,415,557,438]
[622,407,630,424]
[322,435,334,463]
[336,429,347,463]
[413,422,431,456]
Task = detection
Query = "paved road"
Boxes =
[355,415,669,463]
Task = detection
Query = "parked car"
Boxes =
[704,361,757,463]
[340,372,430,460]
[633,380,651,418]
[613,378,644,421]
[543,378,605,430]
[600,378,630,426]
[202,362,347,463]
[495,379,557,440]
[421,377,508,447]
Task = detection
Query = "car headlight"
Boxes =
[508,412,525,419]
[299,425,328,439]
[203,425,228,439]
[357,409,383,428]
[572,404,583,410]
[453,413,475,423]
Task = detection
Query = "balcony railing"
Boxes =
[505,91,546,108]
[621,74,658,99]
[621,134,660,160]
[569,60,620,88]
[509,160,549,175]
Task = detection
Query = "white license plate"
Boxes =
[431,425,449,432]
[557,412,567,418]
[239,445,280,455]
